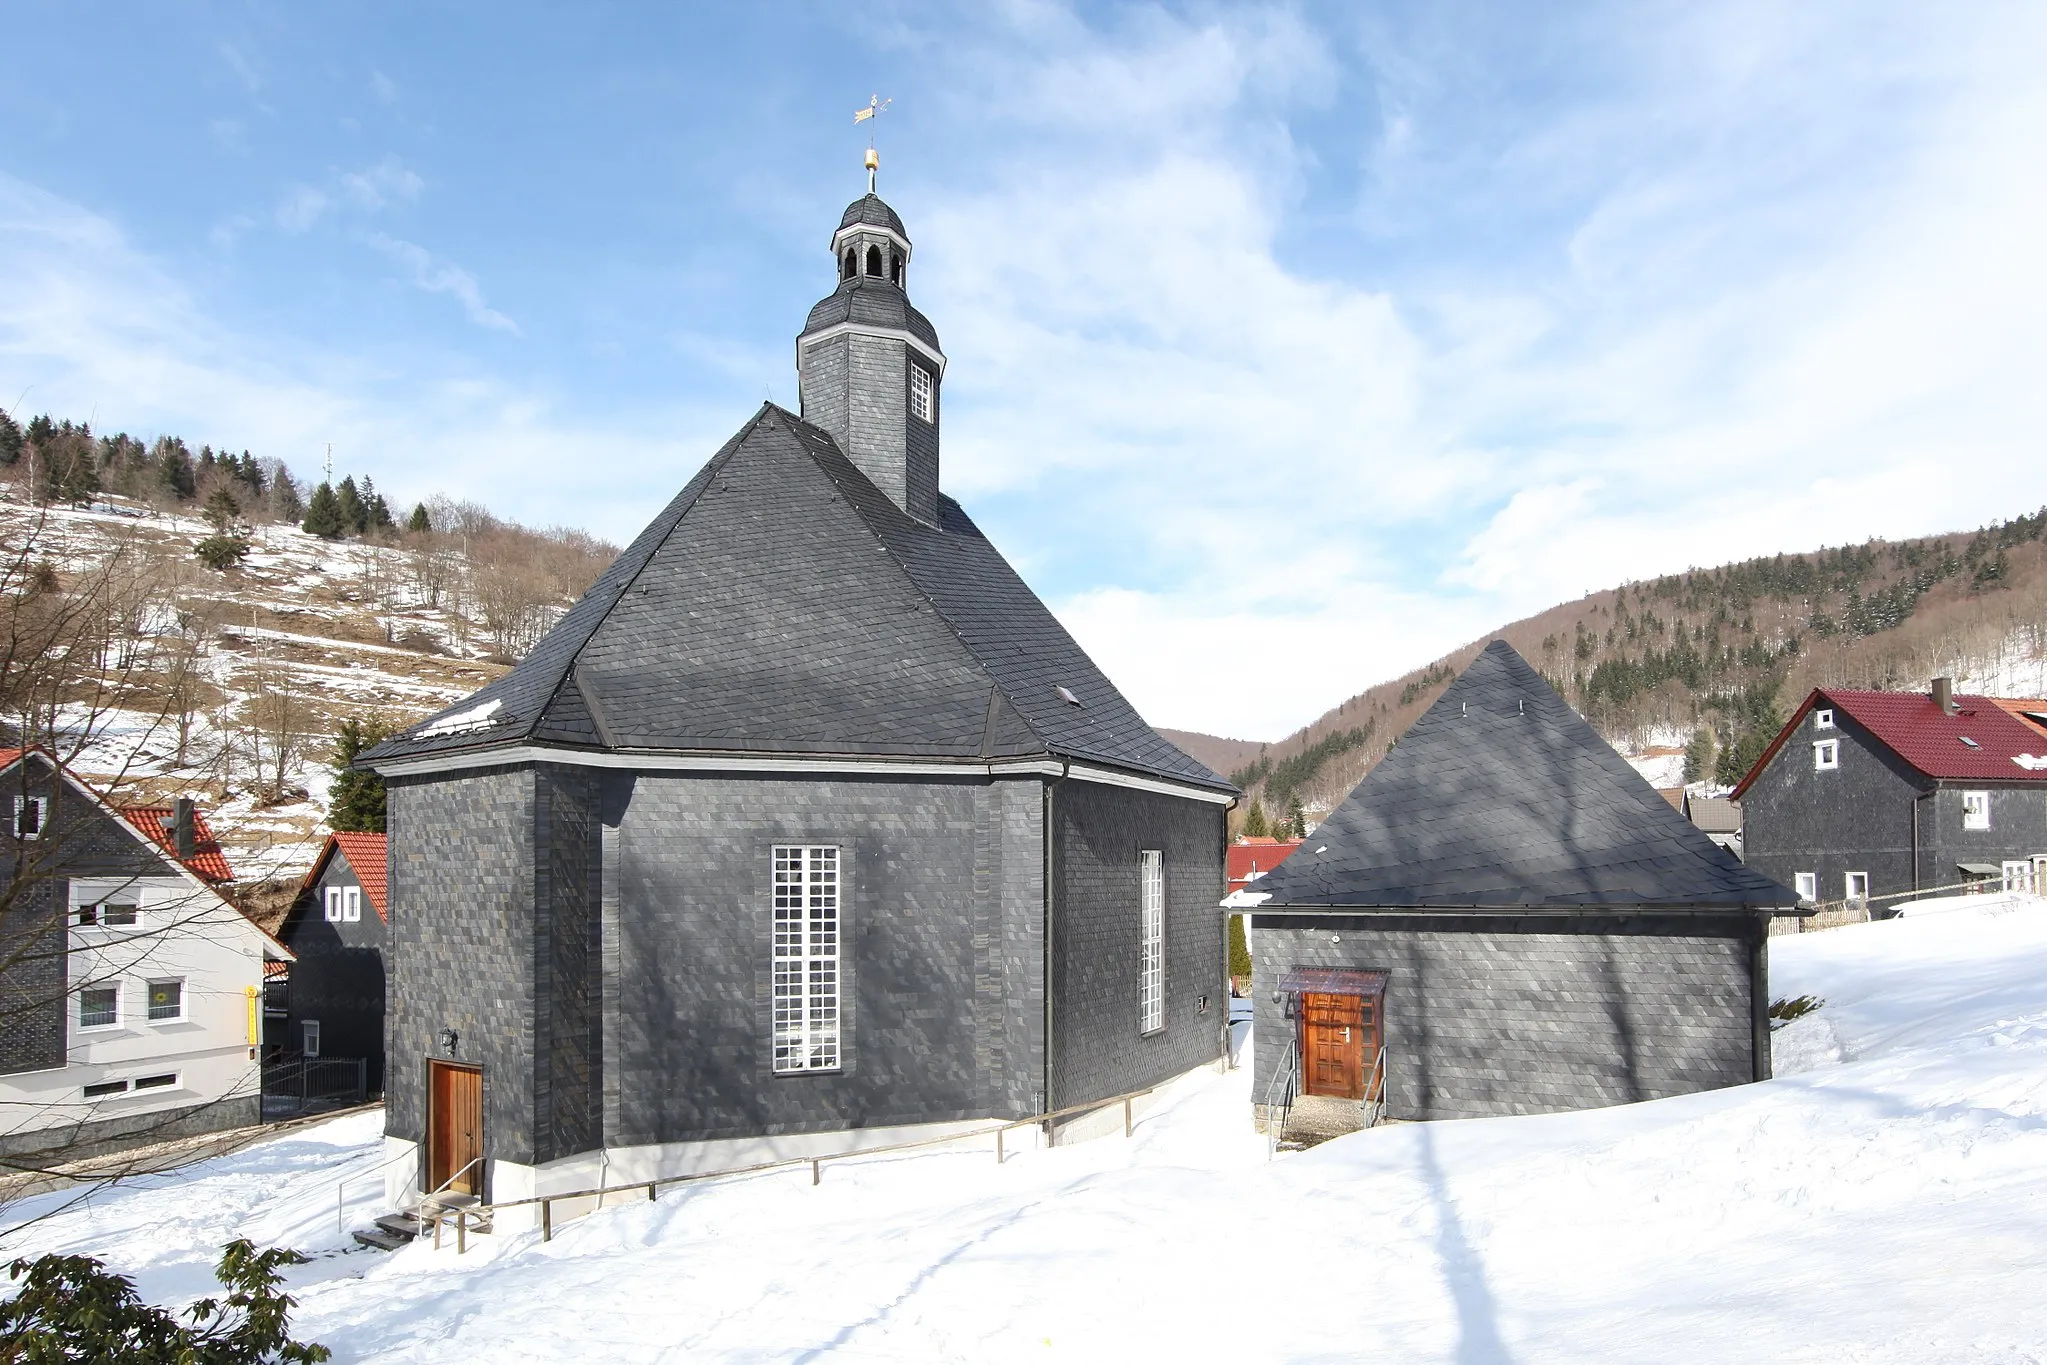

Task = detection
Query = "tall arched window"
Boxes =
[842,250,856,280]
[866,245,883,277]
[890,252,903,285]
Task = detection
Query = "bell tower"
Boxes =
[796,151,945,523]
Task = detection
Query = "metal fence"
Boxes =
[262,1055,369,1120]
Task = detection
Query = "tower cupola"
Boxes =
[797,157,945,523]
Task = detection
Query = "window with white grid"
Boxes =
[772,846,841,1073]
[909,364,935,422]
[1139,850,1164,1034]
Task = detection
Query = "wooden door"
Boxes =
[427,1061,483,1197]
[1300,992,1371,1100]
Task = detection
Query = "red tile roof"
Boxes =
[302,832,389,921]
[1735,688,2047,797]
[1992,698,2047,743]
[1227,837,1303,894]
[117,805,236,884]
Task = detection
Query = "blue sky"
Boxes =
[5,3,2046,739]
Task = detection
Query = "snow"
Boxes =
[9,909,2047,1360]
[418,698,503,737]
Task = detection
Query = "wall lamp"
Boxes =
[439,1028,459,1056]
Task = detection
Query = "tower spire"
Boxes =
[853,94,891,194]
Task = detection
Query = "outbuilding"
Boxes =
[1233,641,1800,1128]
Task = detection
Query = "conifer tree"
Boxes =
[154,437,196,500]
[0,411,20,465]
[1285,793,1308,839]
[335,476,366,533]
[302,481,346,538]
[1240,799,1271,839]
[407,502,432,534]
[360,476,393,530]
[327,716,393,832]
[270,467,304,522]
[1228,913,1252,982]
[1683,726,1717,785]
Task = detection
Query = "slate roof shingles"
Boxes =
[1249,640,1798,910]
[361,406,1229,793]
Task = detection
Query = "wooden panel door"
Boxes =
[1300,992,1368,1100]
[428,1061,483,1196]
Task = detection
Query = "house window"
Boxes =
[1813,709,1835,730]
[76,900,139,929]
[302,1019,321,1058]
[13,795,47,840]
[1813,739,1839,771]
[909,365,935,422]
[1844,872,1869,903]
[134,1072,179,1091]
[83,1079,130,1099]
[2004,860,2035,893]
[1139,850,1164,1034]
[324,887,344,923]
[1962,791,1990,830]
[78,985,120,1030]
[146,979,185,1023]
[343,887,361,923]
[772,845,841,1073]
[1794,872,1817,904]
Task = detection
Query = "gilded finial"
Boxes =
[854,95,892,194]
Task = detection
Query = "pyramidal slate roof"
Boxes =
[1244,641,1797,910]
[801,276,940,351]
[361,404,1229,793]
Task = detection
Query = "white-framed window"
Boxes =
[83,1079,130,1100]
[1139,850,1164,1034]
[75,899,140,929]
[909,364,935,423]
[301,1019,321,1058]
[78,985,120,1030]
[1962,791,1990,830]
[13,795,48,840]
[2004,860,2035,893]
[1794,872,1818,904]
[772,845,841,1073]
[145,978,185,1023]
[343,886,361,922]
[324,887,344,922]
[1844,872,1869,903]
[1813,708,1835,730]
[134,1072,179,1091]
[1813,739,1839,771]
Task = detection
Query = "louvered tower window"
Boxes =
[773,846,842,1072]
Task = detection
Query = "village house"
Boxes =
[1735,678,2047,908]
[269,832,388,1105]
[1231,641,1799,1135]
[1226,836,1303,898]
[0,749,287,1161]
[359,171,1234,1224]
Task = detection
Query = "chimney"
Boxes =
[173,796,196,861]
[1932,677,1956,716]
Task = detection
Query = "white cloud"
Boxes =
[341,156,423,212]
[370,70,398,105]
[363,233,519,334]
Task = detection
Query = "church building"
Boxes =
[361,166,1234,1220]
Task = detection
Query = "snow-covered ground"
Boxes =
[8,907,2047,1361]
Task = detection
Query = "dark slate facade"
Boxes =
[1738,687,2047,909]
[276,836,388,1091]
[365,183,1232,1195]
[1241,642,1796,1122]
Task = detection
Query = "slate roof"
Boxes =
[1733,688,2047,797]
[1243,641,1798,910]
[118,805,236,884]
[361,405,1230,793]
[801,276,941,352]
[838,193,907,237]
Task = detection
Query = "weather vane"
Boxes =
[853,94,892,193]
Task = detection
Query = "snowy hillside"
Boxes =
[6,500,520,882]
[7,904,2045,1361]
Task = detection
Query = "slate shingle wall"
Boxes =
[1051,782,1226,1108]
[1743,709,1926,904]
[606,772,1045,1144]
[1249,912,1761,1119]
[281,855,388,1090]
[385,766,539,1170]
[799,338,849,457]
[846,333,908,509]
[535,764,602,1162]
[904,361,939,524]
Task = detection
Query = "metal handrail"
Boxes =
[1360,1046,1388,1129]
[336,1143,423,1234]
[1262,1037,1299,1160]
[420,1084,1162,1252]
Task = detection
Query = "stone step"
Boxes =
[375,1213,425,1239]
[351,1226,410,1252]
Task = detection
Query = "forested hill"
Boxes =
[1195,506,2047,828]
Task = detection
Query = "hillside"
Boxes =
[1,493,611,892]
[1212,506,2047,823]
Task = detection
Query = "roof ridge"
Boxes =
[776,411,1059,761]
